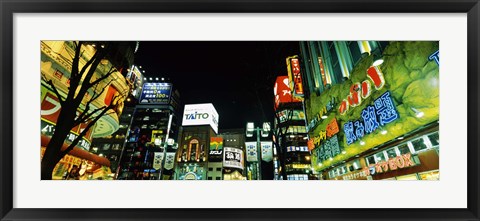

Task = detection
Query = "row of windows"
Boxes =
[208,167,222,172]
[287,174,309,180]
[300,41,390,95]
[365,131,439,166]
[207,177,222,180]
[328,131,439,178]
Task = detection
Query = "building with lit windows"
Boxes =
[272,74,312,180]
[175,103,219,180]
[221,129,247,180]
[40,41,135,180]
[117,77,181,180]
[90,65,144,176]
[299,41,440,180]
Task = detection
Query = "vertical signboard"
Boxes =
[164,152,176,170]
[223,147,244,170]
[245,142,258,162]
[260,141,273,162]
[153,152,163,170]
[209,137,224,161]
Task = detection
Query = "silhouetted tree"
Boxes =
[41,41,128,180]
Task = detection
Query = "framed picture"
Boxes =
[1,0,479,221]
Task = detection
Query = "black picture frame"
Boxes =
[1,0,479,220]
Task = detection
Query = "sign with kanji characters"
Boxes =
[223,147,244,169]
[41,88,93,151]
[344,91,399,145]
[139,82,172,104]
[245,142,258,162]
[260,141,273,162]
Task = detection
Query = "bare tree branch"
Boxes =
[60,92,125,157]
[88,66,117,88]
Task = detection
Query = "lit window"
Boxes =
[398,143,411,155]
[427,132,439,147]
[386,148,397,159]
[412,137,428,152]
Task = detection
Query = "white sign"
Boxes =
[261,141,273,162]
[164,152,176,170]
[182,103,219,134]
[245,142,258,162]
[153,152,163,170]
[223,147,244,170]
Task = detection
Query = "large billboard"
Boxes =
[260,141,273,162]
[223,147,244,170]
[41,87,93,151]
[139,82,172,104]
[307,41,439,171]
[274,76,301,110]
[182,103,219,134]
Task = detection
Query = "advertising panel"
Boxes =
[223,147,244,170]
[182,103,219,134]
[307,41,439,171]
[277,109,306,123]
[126,65,144,99]
[286,55,304,96]
[153,152,164,170]
[164,152,176,170]
[209,137,223,161]
[245,142,258,162]
[41,87,93,151]
[139,82,172,104]
[273,76,301,110]
[260,141,273,162]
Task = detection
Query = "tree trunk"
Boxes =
[41,103,77,180]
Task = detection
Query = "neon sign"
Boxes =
[429,50,439,65]
[339,65,386,115]
[344,91,399,145]
[307,97,336,132]
[368,153,417,174]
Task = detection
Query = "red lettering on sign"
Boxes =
[403,153,415,167]
[366,66,385,90]
[361,80,371,98]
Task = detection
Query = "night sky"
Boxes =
[134,41,300,130]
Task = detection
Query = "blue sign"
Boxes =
[139,83,172,104]
[429,50,439,65]
[344,91,399,145]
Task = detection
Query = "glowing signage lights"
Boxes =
[429,50,439,65]
[344,91,399,145]
[339,64,386,115]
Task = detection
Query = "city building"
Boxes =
[40,41,135,180]
[117,76,181,180]
[90,65,144,176]
[221,129,247,180]
[273,73,311,180]
[175,103,219,180]
[299,41,440,180]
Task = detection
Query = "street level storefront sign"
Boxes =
[369,153,417,175]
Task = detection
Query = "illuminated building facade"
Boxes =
[220,129,247,180]
[117,77,181,180]
[299,41,440,180]
[40,41,135,180]
[175,103,219,180]
[273,74,312,180]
